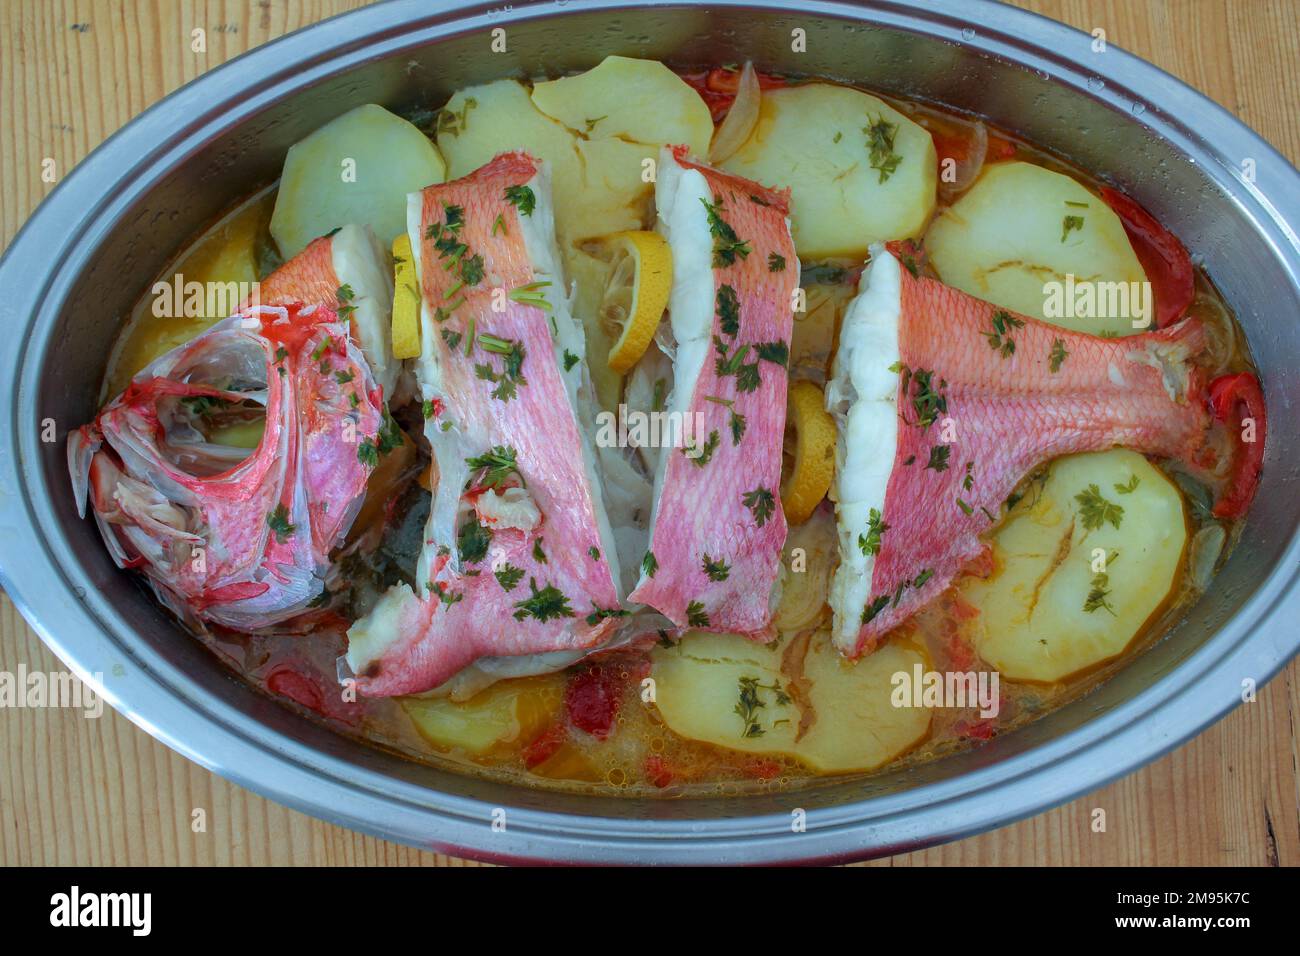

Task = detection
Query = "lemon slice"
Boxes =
[595,230,672,374]
[782,381,837,525]
[391,234,421,359]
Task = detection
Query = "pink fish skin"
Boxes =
[852,255,1214,653]
[628,147,799,637]
[69,300,385,630]
[349,151,623,697]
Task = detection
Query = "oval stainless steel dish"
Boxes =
[1,0,1297,865]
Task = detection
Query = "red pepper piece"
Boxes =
[266,664,363,726]
[522,723,566,769]
[643,754,674,789]
[1207,372,1266,518]
[1099,186,1195,329]
[565,664,623,739]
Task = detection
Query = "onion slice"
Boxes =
[937,116,987,201]
[708,61,760,164]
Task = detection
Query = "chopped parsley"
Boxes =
[1061,214,1085,243]
[864,114,903,183]
[734,676,791,738]
[700,196,751,267]
[512,578,574,622]
[893,364,948,428]
[504,184,536,216]
[1049,338,1069,373]
[985,309,1025,358]
[683,428,721,467]
[532,537,547,564]
[494,563,525,592]
[702,554,731,582]
[926,444,951,472]
[641,551,659,579]
[266,504,295,543]
[1084,556,1118,615]
[862,594,890,625]
[563,349,580,372]
[742,486,776,527]
[457,513,493,564]
[754,340,789,368]
[464,445,523,490]
[704,395,747,446]
[474,333,527,402]
[858,508,889,557]
[716,285,741,336]
[1114,475,1141,494]
[768,252,786,272]
[1075,484,1124,531]
[686,600,710,628]
[585,604,629,627]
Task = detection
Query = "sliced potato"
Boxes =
[720,84,937,259]
[531,56,715,157]
[926,161,1149,335]
[400,674,563,756]
[574,136,657,238]
[651,631,931,773]
[961,450,1187,683]
[797,637,931,773]
[653,632,799,755]
[271,104,447,259]
[437,79,649,244]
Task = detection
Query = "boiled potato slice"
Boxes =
[437,79,649,244]
[400,674,563,756]
[652,633,800,755]
[575,137,657,238]
[926,162,1149,335]
[961,450,1187,683]
[271,104,446,259]
[797,638,931,773]
[531,56,714,157]
[651,631,931,773]
[721,84,937,259]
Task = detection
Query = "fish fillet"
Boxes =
[345,151,626,697]
[827,245,1213,655]
[626,146,800,637]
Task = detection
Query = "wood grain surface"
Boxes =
[2,0,1297,867]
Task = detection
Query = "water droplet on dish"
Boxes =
[1087,76,1106,91]
[1132,101,1146,115]
[961,27,976,40]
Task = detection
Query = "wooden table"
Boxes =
[2,0,1297,867]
